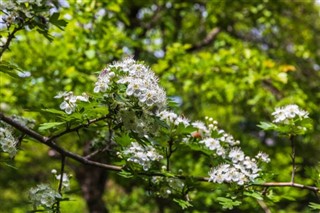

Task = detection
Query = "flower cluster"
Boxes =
[255,151,271,163]
[192,117,240,151]
[29,184,61,208]
[272,104,309,124]
[208,158,259,185]
[0,126,18,158]
[94,57,167,110]
[0,0,54,29]
[157,110,190,127]
[54,91,89,114]
[208,149,270,185]
[122,142,163,171]
[184,117,269,185]
[93,68,115,93]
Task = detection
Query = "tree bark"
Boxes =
[75,164,108,213]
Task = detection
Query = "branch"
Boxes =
[57,155,66,195]
[187,27,221,52]
[1,112,319,194]
[290,135,296,183]
[47,115,111,142]
[0,112,121,171]
[253,182,319,193]
[56,155,65,211]
[0,25,25,58]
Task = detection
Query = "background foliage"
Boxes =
[1,0,320,212]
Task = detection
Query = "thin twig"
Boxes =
[252,182,319,193]
[256,199,271,213]
[290,135,296,183]
[47,115,110,142]
[56,155,65,212]
[0,20,28,58]
[166,140,172,171]
[187,27,221,52]
[58,155,66,195]
[0,112,121,171]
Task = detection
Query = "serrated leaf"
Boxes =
[39,122,65,131]
[173,198,193,209]
[244,191,263,200]
[217,197,241,210]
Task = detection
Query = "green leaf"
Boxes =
[217,197,241,210]
[36,28,54,42]
[49,12,68,30]
[115,134,131,146]
[161,171,175,178]
[173,198,193,209]
[257,122,277,131]
[309,202,320,210]
[244,191,263,200]
[42,108,66,116]
[0,61,25,78]
[118,170,134,178]
[39,122,65,131]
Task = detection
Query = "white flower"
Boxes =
[255,152,270,163]
[29,184,61,208]
[192,121,209,137]
[200,137,220,151]
[55,91,89,114]
[111,57,167,109]
[93,68,114,93]
[157,110,189,127]
[123,142,163,171]
[0,127,18,158]
[272,104,308,124]
[228,147,245,163]
[55,173,70,190]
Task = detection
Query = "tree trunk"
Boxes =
[75,165,108,213]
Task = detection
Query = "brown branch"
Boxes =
[56,155,65,211]
[257,199,271,213]
[57,155,66,195]
[187,27,221,52]
[252,182,319,193]
[0,112,121,171]
[47,115,111,142]
[1,112,319,194]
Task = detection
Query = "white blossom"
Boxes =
[255,152,271,163]
[122,142,163,171]
[157,110,190,127]
[54,91,89,114]
[272,104,308,124]
[0,127,18,158]
[228,147,245,163]
[55,173,70,191]
[199,137,221,151]
[29,184,61,208]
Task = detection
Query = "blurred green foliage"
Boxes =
[1,0,320,212]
